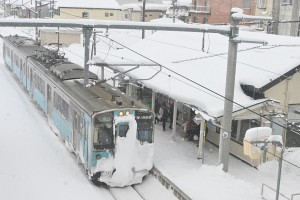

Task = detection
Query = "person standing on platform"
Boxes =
[161,102,168,131]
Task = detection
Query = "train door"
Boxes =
[29,68,33,96]
[22,61,26,87]
[20,59,24,84]
[10,50,13,71]
[73,110,81,152]
[47,84,52,115]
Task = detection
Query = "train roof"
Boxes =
[3,35,148,115]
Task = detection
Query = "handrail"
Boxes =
[261,183,290,200]
[291,193,300,200]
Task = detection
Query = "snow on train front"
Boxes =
[90,110,154,187]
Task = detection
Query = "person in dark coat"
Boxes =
[186,111,197,140]
[161,102,168,131]
[154,100,161,124]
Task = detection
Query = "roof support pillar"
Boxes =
[172,100,178,135]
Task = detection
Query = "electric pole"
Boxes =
[218,10,239,172]
[218,10,271,172]
[141,0,146,39]
[172,0,177,23]
[272,0,280,34]
[35,0,38,42]
[83,27,93,86]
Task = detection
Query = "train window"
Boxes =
[94,123,114,150]
[93,113,114,150]
[137,121,153,143]
[6,47,10,58]
[53,92,69,120]
[34,75,45,95]
[116,123,129,137]
[136,111,154,143]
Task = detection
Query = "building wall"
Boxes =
[40,30,81,46]
[54,8,120,20]
[207,103,281,167]
[255,0,273,17]
[264,72,300,113]
[122,10,164,22]
[190,0,256,24]
[278,4,293,36]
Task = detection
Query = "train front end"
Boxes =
[90,109,154,187]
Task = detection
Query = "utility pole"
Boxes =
[90,29,96,59]
[83,27,93,86]
[218,10,271,172]
[3,0,5,18]
[218,10,239,173]
[272,0,280,34]
[141,0,146,39]
[35,0,38,42]
[172,0,177,23]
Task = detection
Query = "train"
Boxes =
[2,35,154,187]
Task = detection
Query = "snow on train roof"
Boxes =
[90,28,300,118]
[50,63,98,80]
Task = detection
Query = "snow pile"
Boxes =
[99,115,153,187]
[244,127,272,141]
[175,165,260,200]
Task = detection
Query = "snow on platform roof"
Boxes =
[92,28,300,118]
[56,0,121,10]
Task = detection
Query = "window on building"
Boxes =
[54,8,60,16]
[110,13,113,16]
[238,119,261,143]
[257,0,266,9]
[231,120,238,139]
[203,17,208,24]
[105,12,109,17]
[298,17,300,36]
[194,16,198,23]
[82,11,89,18]
[281,0,292,5]
[243,0,251,8]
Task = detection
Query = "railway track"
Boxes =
[108,185,146,200]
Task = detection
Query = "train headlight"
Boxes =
[96,154,101,160]
[125,111,130,116]
[119,112,124,116]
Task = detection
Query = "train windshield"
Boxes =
[93,112,114,150]
[136,111,154,143]
[115,123,129,138]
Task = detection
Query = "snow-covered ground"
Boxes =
[0,25,300,200]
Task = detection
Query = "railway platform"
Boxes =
[151,123,262,200]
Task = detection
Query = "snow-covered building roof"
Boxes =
[56,0,121,10]
[121,3,168,11]
[162,0,192,6]
[91,24,300,118]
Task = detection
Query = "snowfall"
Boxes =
[0,21,300,200]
